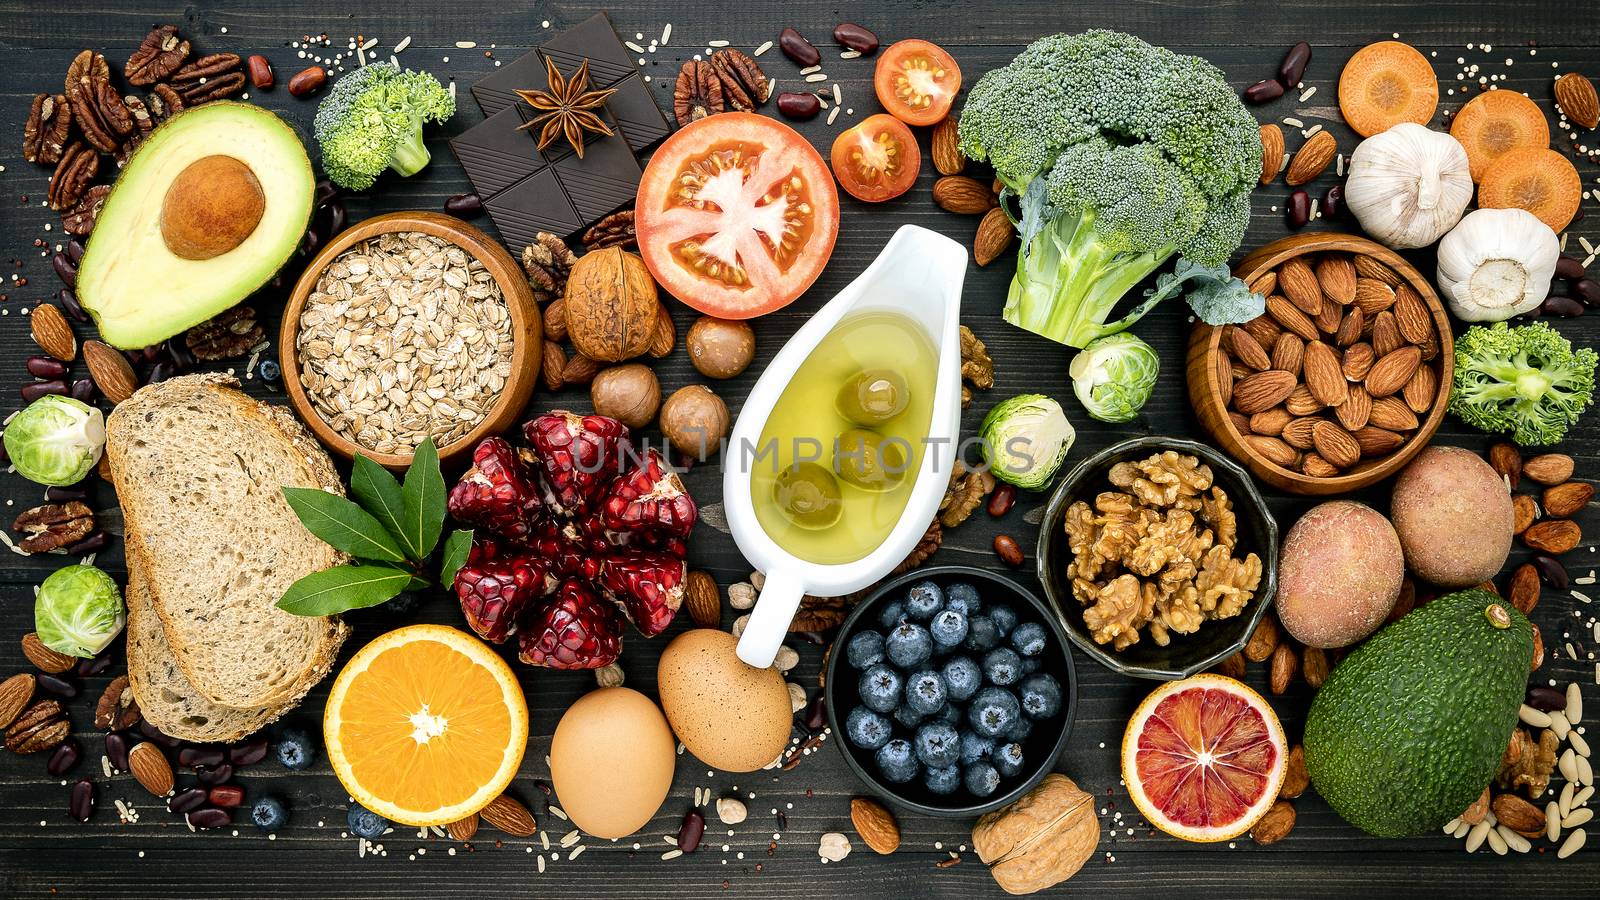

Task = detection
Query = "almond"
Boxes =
[479,793,537,837]
[1241,315,1282,350]
[543,298,568,342]
[30,302,76,362]
[1232,369,1298,414]
[1285,130,1336,186]
[1228,411,1251,434]
[1531,623,1544,672]
[541,341,567,391]
[1301,645,1329,688]
[850,796,901,854]
[1311,420,1360,469]
[1302,341,1347,407]
[1334,384,1371,431]
[1249,270,1279,297]
[1249,407,1291,436]
[1259,124,1285,184]
[1251,800,1296,845]
[1555,72,1600,130]
[1332,307,1362,347]
[1365,346,1421,397]
[83,339,138,404]
[447,813,480,842]
[1353,425,1404,457]
[1316,255,1357,305]
[1462,787,1491,825]
[1512,494,1537,536]
[1524,453,1575,485]
[1269,642,1298,694]
[649,303,676,358]
[930,117,966,175]
[0,673,35,729]
[1244,434,1299,468]
[973,206,1013,267]
[1315,297,1343,335]
[562,353,601,386]
[1508,563,1541,615]
[1391,284,1432,344]
[683,570,721,628]
[1243,615,1279,662]
[1492,793,1547,837]
[1280,745,1309,799]
[1402,363,1436,414]
[1216,350,1233,407]
[1353,278,1397,316]
[1370,310,1403,356]
[1368,396,1419,431]
[1227,327,1270,371]
[1270,333,1304,376]
[1302,452,1339,478]
[1544,482,1594,518]
[1284,384,1322,417]
[931,175,994,214]
[1341,342,1375,382]
[1265,294,1318,341]
[128,741,174,796]
[21,632,75,674]
[1277,258,1322,316]
[1354,255,1402,285]
[1212,652,1246,679]
[1281,417,1320,450]
[1524,519,1581,555]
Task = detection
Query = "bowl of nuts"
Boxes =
[1186,232,1454,494]
[280,211,542,468]
[1036,437,1278,680]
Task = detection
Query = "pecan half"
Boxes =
[13,501,94,553]
[65,50,110,103]
[125,24,190,86]
[892,520,943,574]
[581,210,637,251]
[4,699,69,754]
[178,70,247,105]
[60,184,110,235]
[712,62,754,111]
[47,142,98,211]
[170,52,241,83]
[93,675,141,731]
[710,48,770,104]
[791,594,850,632]
[23,93,72,165]
[69,86,118,153]
[149,84,186,120]
[673,60,724,126]
[95,79,135,137]
[123,95,153,133]
[185,306,263,360]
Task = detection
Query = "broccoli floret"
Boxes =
[312,62,455,191]
[1450,321,1597,446]
[956,30,1262,347]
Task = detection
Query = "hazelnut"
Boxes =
[590,364,660,428]
[686,317,756,379]
[660,384,730,460]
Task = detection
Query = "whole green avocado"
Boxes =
[1303,588,1531,838]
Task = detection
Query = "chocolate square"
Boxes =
[541,13,636,87]
[448,105,546,198]
[606,74,670,152]
[471,48,544,120]
[485,168,584,246]
[550,127,642,224]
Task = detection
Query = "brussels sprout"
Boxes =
[1069,333,1160,423]
[35,564,125,658]
[979,395,1075,490]
[2,396,105,486]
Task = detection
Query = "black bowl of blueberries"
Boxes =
[824,565,1077,817]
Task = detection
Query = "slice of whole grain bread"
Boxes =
[107,374,348,711]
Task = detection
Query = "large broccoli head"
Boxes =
[313,62,455,191]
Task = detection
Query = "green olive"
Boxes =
[833,428,910,493]
[773,462,843,530]
[835,369,909,425]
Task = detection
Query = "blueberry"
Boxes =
[993,741,1026,777]
[877,600,907,630]
[275,728,316,770]
[944,582,982,616]
[858,665,903,713]
[940,656,982,702]
[250,795,288,832]
[347,803,388,840]
[885,623,933,669]
[875,738,919,784]
[983,648,1023,686]
[924,764,962,795]
[964,762,1002,798]
[988,604,1019,636]
[904,581,945,620]
[933,703,962,726]
[257,359,282,383]
[1021,655,1042,675]
[1004,715,1033,743]
[846,706,892,750]
[846,631,886,669]
[893,704,926,730]
[962,615,1002,652]
[959,731,995,765]
[1011,622,1048,657]
[913,721,960,769]
[384,591,422,616]
[905,670,946,715]
[929,609,969,648]
[1019,673,1063,720]
[968,687,1021,739]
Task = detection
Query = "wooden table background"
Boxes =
[1,1,1598,896]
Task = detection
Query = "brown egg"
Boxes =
[550,687,676,839]
[657,629,792,772]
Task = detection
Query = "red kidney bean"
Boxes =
[1556,255,1587,281]
[832,23,879,55]
[776,91,821,120]
[302,226,323,255]
[444,192,484,218]
[287,66,327,98]
[140,345,162,363]
[987,483,1017,517]
[21,380,67,402]
[69,778,95,822]
[229,737,269,766]
[208,784,246,808]
[1541,294,1584,317]
[1278,41,1312,86]
[168,787,207,814]
[994,535,1025,567]
[778,27,821,67]
[104,732,130,771]
[803,694,826,731]
[1243,79,1285,104]
[1285,190,1311,228]
[57,288,87,322]
[1321,184,1344,219]
[139,720,182,749]
[148,361,176,384]
[326,200,347,236]
[47,739,81,776]
[247,54,274,90]
[76,649,113,677]
[66,239,85,264]
[1526,684,1567,712]
[180,747,226,769]
[26,356,67,378]
[163,337,193,370]
[69,378,95,404]
[189,807,232,829]
[1531,554,1569,590]
[196,763,233,786]
[65,531,109,555]
[1574,278,1600,305]
[51,253,76,288]
[46,485,87,502]
[677,808,706,852]
[36,673,79,698]
[315,179,339,206]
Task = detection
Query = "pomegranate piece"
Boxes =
[518,579,624,669]
[529,518,605,581]
[453,537,554,643]
[602,449,697,542]
[447,438,542,541]
[602,550,687,638]
[524,412,631,516]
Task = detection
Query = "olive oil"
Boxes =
[749,312,937,565]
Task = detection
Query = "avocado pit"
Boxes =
[159,155,265,260]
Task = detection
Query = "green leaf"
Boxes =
[350,454,418,559]
[401,437,446,559]
[275,563,411,616]
[281,487,408,563]
[439,529,473,585]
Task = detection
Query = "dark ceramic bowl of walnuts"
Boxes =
[1036,436,1279,680]
[824,565,1076,817]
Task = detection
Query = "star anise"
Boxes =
[515,57,617,159]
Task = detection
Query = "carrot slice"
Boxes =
[1478,147,1582,232]
[1449,90,1551,182]
[1338,41,1440,137]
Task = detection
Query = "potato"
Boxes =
[1277,500,1404,648]
[1391,445,1513,588]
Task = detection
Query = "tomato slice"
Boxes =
[874,40,962,127]
[830,114,920,203]
[636,113,840,320]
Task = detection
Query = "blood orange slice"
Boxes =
[1121,673,1286,842]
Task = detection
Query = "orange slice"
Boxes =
[1122,673,1286,843]
[1478,147,1582,232]
[1449,90,1551,182]
[1338,41,1439,137]
[324,624,528,826]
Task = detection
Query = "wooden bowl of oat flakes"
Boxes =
[280,211,541,468]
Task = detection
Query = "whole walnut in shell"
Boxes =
[564,247,660,363]
[972,774,1099,895]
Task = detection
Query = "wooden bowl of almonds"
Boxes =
[280,211,541,469]
[1186,232,1453,495]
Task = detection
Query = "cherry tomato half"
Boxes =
[830,114,921,202]
[873,39,962,127]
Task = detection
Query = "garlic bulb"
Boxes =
[1345,123,1474,249]
[1436,208,1558,322]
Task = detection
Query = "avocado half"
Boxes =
[77,102,315,349]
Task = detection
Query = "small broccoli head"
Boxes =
[1045,138,1204,258]
[1451,321,1598,446]
[313,63,455,191]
